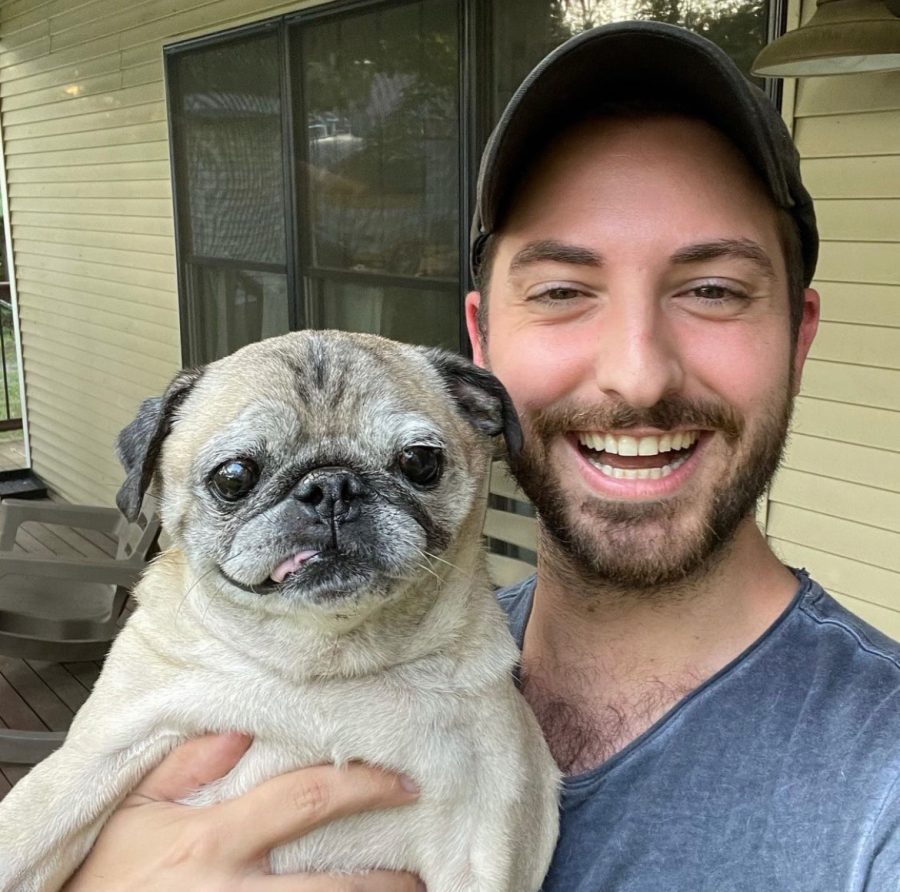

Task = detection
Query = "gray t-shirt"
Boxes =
[498,570,900,891]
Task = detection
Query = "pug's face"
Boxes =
[118,331,520,618]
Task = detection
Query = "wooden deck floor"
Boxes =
[0,433,26,474]
[0,509,118,800]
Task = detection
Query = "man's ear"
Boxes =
[791,288,820,396]
[116,368,204,520]
[423,347,522,458]
[464,291,487,368]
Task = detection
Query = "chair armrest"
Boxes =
[0,501,123,550]
[0,500,122,531]
[0,553,142,587]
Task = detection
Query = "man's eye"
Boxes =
[687,284,750,305]
[530,286,584,303]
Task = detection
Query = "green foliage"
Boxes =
[547,0,767,79]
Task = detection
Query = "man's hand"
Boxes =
[63,733,423,891]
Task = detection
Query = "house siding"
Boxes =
[0,0,325,507]
[766,0,900,638]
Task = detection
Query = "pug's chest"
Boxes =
[172,670,523,877]
[164,663,485,803]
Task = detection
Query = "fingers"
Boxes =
[127,732,253,803]
[223,762,419,862]
[244,871,423,891]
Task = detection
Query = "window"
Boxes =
[292,0,461,349]
[168,25,290,366]
[167,0,777,365]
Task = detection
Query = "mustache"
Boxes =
[523,395,743,443]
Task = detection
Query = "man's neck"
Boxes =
[520,518,800,774]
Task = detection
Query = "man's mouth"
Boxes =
[575,430,702,480]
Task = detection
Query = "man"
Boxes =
[66,22,899,892]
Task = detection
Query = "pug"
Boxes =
[0,331,560,892]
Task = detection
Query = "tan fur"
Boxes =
[0,332,559,892]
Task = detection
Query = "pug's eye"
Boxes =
[209,459,260,501]
[398,446,443,487]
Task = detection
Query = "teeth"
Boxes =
[578,430,699,456]
[590,451,691,480]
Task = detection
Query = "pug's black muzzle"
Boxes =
[219,467,382,598]
[293,466,365,527]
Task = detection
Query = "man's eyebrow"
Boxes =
[508,240,604,274]
[670,239,776,279]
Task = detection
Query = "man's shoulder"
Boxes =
[793,572,900,679]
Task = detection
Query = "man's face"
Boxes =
[466,116,819,588]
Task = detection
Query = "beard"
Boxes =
[507,389,794,591]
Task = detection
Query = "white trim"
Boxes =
[778,0,804,134]
[0,109,31,469]
[761,0,804,539]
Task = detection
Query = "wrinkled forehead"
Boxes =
[170,336,452,455]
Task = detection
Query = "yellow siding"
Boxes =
[0,0,325,506]
[768,0,900,636]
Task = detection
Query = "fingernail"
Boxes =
[416,881,427,892]
[399,773,420,794]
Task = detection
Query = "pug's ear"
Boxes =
[423,348,522,458]
[116,369,203,520]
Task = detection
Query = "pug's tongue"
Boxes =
[270,550,320,583]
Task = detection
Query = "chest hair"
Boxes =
[521,667,699,775]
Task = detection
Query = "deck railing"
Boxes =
[0,288,22,433]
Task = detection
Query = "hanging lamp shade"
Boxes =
[752,0,900,76]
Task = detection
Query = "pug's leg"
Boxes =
[419,844,516,892]
[419,710,559,892]
[415,797,542,892]
[0,722,183,892]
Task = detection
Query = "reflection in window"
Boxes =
[491,0,768,120]
[304,279,460,351]
[187,267,289,365]
[296,0,459,280]
[169,28,290,364]
[176,34,287,265]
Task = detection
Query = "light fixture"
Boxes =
[752,0,900,76]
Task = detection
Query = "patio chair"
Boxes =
[0,494,160,764]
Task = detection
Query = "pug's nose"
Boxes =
[294,467,364,524]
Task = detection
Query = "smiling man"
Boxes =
[62,20,900,892]
[462,21,900,892]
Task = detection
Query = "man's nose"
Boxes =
[593,299,685,408]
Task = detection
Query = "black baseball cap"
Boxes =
[471,21,819,286]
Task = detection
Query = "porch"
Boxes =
[0,516,118,800]
[0,436,25,475]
